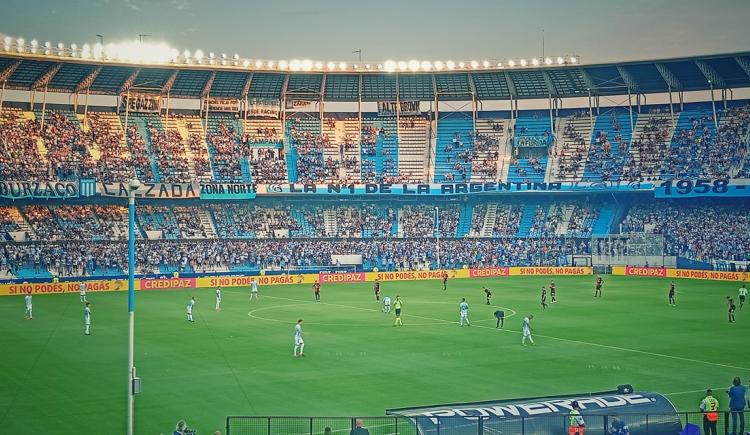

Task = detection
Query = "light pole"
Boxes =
[127,178,140,435]
[435,206,441,269]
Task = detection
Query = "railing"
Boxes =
[226,411,749,435]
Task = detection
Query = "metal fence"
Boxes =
[226,411,750,435]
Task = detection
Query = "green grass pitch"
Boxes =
[0,275,748,434]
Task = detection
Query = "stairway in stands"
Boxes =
[515,204,536,237]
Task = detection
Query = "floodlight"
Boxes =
[17,38,25,53]
[338,62,347,70]
[255,60,263,68]
[446,60,455,70]
[497,62,503,68]
[434,60,444,70]
[208,52,215,59]
[398,61,407,71]
[267,60,275,67]
[569,56,578,64]
[279,60,289,69]
[532,58,539,66]
[544,57,552,65]
[194,50,204,60]
[327,61,336,70]
[508,60,516,67]
[459,61,466,68]
[556,57,564,64]
[242,60,250,67]
[482,60,490,68]
[315,61,323,69]
[384,60,396,72]
[421,61,431,71]
[470,60,479,69]
[365,63,371,69]
[520,59,527,66]
[233,53,239,60]
[302,59,313,71]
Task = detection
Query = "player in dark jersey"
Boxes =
[483,287,492,305]
[541,287,548,310]
[727,296,736,323]
[494,310,505,328]
[374,278,381,301]
[313,281,321,302]
[442,271,448,291]
[668,281,676,306]
[549,280,556,303]
[594,275,603,297]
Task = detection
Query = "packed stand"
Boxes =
[621,200,750,261]
[0,109,47,180]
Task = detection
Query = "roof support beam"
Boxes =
[504,72,517,99]
[695,60,726,88]
[119,68,141,94]
[540,70,558,97]
[0,60,21,82]
[655,63,682,90]
[76,66,101,92]
[161,71,178,95]
[734,56,750,81]
[579,69,596,94]
[240,72,252,99]
[32,63,62,90]
[201,71,216,98]
[467,73,478,102]
[616,66,639,94]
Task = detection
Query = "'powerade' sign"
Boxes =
[388,392,681,435]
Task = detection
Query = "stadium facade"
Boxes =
[1,45,750,282]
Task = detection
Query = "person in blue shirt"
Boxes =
[727,376,746,435]
[609,416,630,435]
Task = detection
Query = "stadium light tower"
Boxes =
[126,178,140,435]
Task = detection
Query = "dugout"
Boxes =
[386,388,682,435]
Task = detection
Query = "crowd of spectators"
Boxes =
[88,113,134,182]
[529,204,563,237]
[493,205,523,237]
[554,115,588,180]
[663,106,749,180]
[22,205,65,240]
[137,206,181,239]
[567,203,599,238]
[622,116,672,181]
[0,109,48,180]
[149,127,191,183]
[0,236,593,278]
[125,126,157,182]
[399,205,459,238]
[186,132,213,180]
[288,119,339,183]
[584,121,626,181]
[207,120,243,181]
[621,200,750,261]
[173,206,207,239]
[335,205,394,237]
[40,112,95,180]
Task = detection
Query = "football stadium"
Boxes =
[1,2,750,434]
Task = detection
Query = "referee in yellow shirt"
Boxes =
[393,296,403,326]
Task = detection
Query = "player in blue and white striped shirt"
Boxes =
[24,291,33,320]
[522,315,534,345]
[459,298,470,326]
[293,319,305,357]
[84,302,92,335]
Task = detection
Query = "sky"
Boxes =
[1,0,749,65]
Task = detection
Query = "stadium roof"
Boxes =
[1,51,749,101]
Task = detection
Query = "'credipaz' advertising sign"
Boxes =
[387,391,681,435]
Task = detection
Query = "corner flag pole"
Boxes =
[127,179,139,435]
